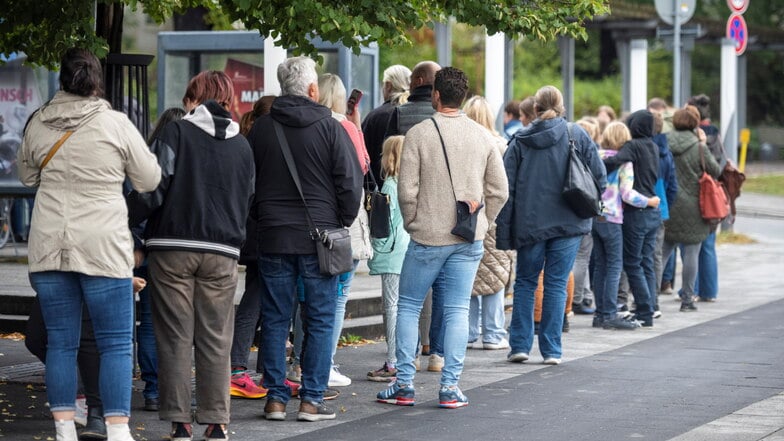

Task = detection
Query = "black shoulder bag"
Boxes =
[561,123,602,219]
[431,117,483,242]
[364,168,391,239]
[272,121,353,276]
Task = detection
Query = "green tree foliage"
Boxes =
[1,0,608,68]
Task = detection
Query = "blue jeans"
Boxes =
[258,254,337,404]
[663,247,676,285]
[395,240,483,387]
[696,231,718,299]
[622,208,661,321]
[30,272,134,417]
[330,261,359,366]
[509,235,582,359]
[468,289,507,344]
[592,221,624,320]
[135,266,158,400]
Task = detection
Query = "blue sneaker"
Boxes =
[376,382,415,406]
[438,385,468,409]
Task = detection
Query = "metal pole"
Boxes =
[559,36,575,122]
[672,0,681,107]
[435,21,452,67]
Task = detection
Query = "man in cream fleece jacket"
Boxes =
[376,67,508,409]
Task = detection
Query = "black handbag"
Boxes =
[364,168,391,239]
[273,121,353,276]
[561,123,602,219]
[431,118,483,242]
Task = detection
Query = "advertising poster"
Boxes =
[224,58,264,121]
[0,64,43,191]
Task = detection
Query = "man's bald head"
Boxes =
[410,61,441,88]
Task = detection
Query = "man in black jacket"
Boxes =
[246,56,363,422]
[383,60,440,138]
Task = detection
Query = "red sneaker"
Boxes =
[285,379,300,397]
[230,372,268,399]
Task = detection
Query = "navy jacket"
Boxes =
[495,117,606,250]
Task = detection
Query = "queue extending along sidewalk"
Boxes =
[1,193,783,440]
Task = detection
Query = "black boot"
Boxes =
[79,406,107,440]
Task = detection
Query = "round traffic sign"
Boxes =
[727,0,749,14]
[726,13,748,56]
[655,0,697,25]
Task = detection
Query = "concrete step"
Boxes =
[0,314,29,333]
[340,314,385,341]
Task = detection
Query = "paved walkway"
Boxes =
[1,192,783,440]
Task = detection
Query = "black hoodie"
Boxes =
[247,95,363,255]
[603,110,659,203]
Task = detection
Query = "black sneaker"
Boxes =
[297,400,336,422]
[562,315,570,333]
[680,302,698,312]
[603,317,640,330]
[204,424,228,441]
[631,314,654,327]
[572,302,595,315]
[144,397,159,412]
[592,315,604,328]
[171,422,193,441]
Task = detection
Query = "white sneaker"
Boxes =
[328,366,352,387]
[74,395,87,427]
[483,337,510,350]
[286,363,302,383]
[653,310,662,319]
[543,357,562,365]
[427,354,444,372]
[507,352,529,363]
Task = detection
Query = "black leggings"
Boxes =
[25,296,103,409]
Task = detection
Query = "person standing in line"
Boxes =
[366,135,410,381]
[247,56,363,422]
[663,106,722,312]
[462,95,513,351]
[128,70,255,441]
[502,100,523,140]
[496,85,606,365]
[18,47,161,441]
[602,110,661,328]
[376,67,508,408]
[362,65,411,187]
[383,60,446,372]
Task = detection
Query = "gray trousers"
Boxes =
[660,241,701,302]
[572,233,594,305]
[148,250,238,424]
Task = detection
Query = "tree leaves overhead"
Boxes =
[1,0,609,68]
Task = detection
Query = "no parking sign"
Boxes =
[726,13,748,56]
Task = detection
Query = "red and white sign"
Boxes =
[727,0,749,14]
[224,58,264,121]
[726,13,748,56]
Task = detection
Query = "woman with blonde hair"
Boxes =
[367,135,411,381]
[462,95,513,350]
[496,85,606,365]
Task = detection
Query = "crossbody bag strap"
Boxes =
[41,131,74,169]
[272,120,318,234]
[430,117,458,202]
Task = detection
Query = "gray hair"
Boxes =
[383,64,411,105]
[278,56,318,97]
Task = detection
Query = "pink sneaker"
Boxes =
[230,372,268,399]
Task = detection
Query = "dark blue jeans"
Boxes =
[30,271,134,417]
[696,231,718,299]
[592,220,624,320]
[622,208,661,321]
[509,235,582,359]
[135,265,158,400]
[258,254,337,404]
[230,262,262,371]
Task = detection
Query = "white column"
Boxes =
[485,32,506,119]
[721,38,738,163]
[629,39,648,112]
[264,37,288,96]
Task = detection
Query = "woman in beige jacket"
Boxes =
[17,48,160,441]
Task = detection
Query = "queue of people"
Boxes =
[19,48,732,441]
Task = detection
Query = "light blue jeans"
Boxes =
[468,289,507,344]
[330,261,359,367]
[508,235,582,359]
[30,271,134,417]
[395,240,483,387]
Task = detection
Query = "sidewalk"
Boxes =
[1,194,783,440]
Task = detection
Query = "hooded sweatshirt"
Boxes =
[603,110,659,206]
[495,117,607,249]
[19,90,161,277]
[247,94,363,255]
[128,100,255,259]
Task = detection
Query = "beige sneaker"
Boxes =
[427,354,444,372]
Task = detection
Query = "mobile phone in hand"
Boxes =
[346,88,363,116]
